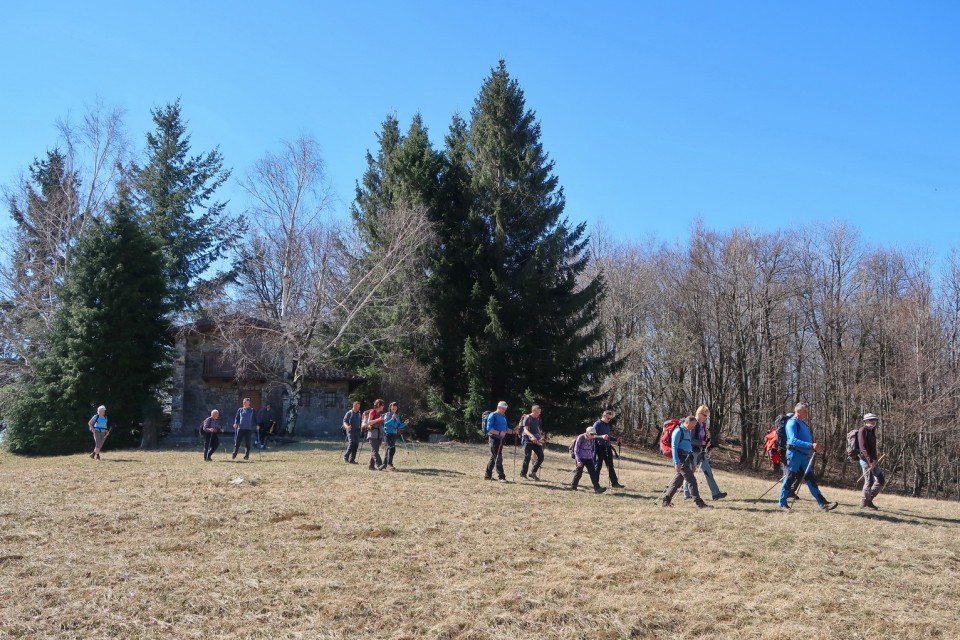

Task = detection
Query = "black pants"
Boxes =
[572,459,602,491]
[521,443,544,475]
[595,444,619,485]
[203,432,219,460]
[344,439,359,462]
[233,430,252,458]
[384,433,397,466]
[485,437,506,479]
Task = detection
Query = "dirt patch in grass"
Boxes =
[1,440,959,639]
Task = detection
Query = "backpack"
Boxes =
[480,411,491,436]
[773,413,794,457]
[845,428,862,461]
[569,435,580,459]
[762,428,781,465]
[659,418,682,458]
[361,410,369,430]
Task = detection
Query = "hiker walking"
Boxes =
[255,402,272,449]
[201,409,223,461]
[659,416,709,508]
[381,401,408,471]
[683,405,726,501]
[484,401,514,481]
[519,405,545,480]
[87,405,109,460]
[231,398,258,461]
[858,413,885,510]
[777,403,838,512]
[342,401,362,464]
[570,425,607,494]
[367,399,385,470]
[592,410,625,489]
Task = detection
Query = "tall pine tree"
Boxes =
[5,192,171,454]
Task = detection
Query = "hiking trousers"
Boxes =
[662,455,703,504]
[485,437,506,479]
[233,429,252,458]
[594,444,620,485]
[344,440,359,463]
[779,452,827,507]
[571,459,603,491]
[521,443,544,476]
[859,459,885,502]
[683,450,722,498]
[203,432,220,460]
[384,433,398,466]
[368,438,383,468]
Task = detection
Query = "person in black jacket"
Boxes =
[857,413,885,510]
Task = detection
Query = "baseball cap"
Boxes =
[863,413,879,422]
[497,401,508,409]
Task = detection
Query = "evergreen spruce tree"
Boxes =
[456,60,613,433]
[5,193,171,454]
[130,100,235,314]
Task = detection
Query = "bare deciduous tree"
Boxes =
[219,136,432,434]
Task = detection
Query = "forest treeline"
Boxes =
[589,222,960,499]
[1,62,958,500]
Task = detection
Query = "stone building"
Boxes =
[169,320,364,438]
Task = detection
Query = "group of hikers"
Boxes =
[87,396,885,510]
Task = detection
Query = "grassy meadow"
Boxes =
[1,437,958,639]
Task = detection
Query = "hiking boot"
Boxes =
[530,473,540,481]
[569,485,578,491]
[819,501,838,512]
[860,500,879,511]
[243,454,250,460]
[595,487,607,494]
[497,476,507,482]
[484,475,493,481]
[95,453,101,460]
[660,499,673,508]
[387,465,397,472]
[777,504,791,512]
[369,462,376,470]
[788,491,800,500]
[377,464,386,471]
[683,495,693,500]
[695,499,712,509]
[612,483,626,488]
[712,492,728,501]
[90,452,96,459]
[231,452,238,460]
[519,473,528,479]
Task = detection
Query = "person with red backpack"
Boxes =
[777,403,838,512]
[857,413,885,510]
[682,405,726,501]
[659,416,709,508]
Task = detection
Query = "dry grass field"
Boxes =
[1,437,958,640]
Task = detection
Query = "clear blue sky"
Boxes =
[2,1,957,259]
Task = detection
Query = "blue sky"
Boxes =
[2,1,957,260]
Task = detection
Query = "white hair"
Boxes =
[97,405,107,412]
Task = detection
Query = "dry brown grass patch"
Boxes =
[1,439,959,639]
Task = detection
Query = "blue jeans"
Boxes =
[683,450,722,498]
[779,452,827,507]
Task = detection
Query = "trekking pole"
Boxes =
[339,433,350,462]
[753,477,784,504]
[857,454,886,484]
[513,431,518,480]
[791,451,818,505]
[398,429,419,463]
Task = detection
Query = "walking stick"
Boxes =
[857,454,886,484]
[339,432,350,462]
[398,429,418,463]
[513,431,519,480]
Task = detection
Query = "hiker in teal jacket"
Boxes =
[777,403,837,511]
[660,416,708,508]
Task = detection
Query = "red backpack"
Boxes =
[659,418,682,458]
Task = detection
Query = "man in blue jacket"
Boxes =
[484,401,515,481]
[659,416,709,508]
[778,402,838,512]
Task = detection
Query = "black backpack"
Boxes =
[480,411,491,436]
[845,428,862,461]
[773,413,794,457]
